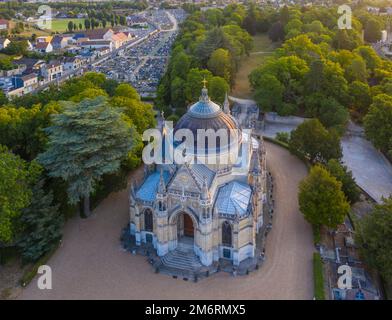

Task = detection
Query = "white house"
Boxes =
[80,40,114,51]
[41,61,63,82]
[35,42,53,53]
[0,38,10,50]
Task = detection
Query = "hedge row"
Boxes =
[313,252,325,300]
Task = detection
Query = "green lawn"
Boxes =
[232,33,279,99]
[49,19,85,32]
[313,252,326,300]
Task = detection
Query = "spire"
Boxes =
[200,175,210,201]
[202,77,207,88]
[157,167,166,194]
[200,78,209,103]
[223,92,230,114]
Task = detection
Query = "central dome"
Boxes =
[174,87,239,135]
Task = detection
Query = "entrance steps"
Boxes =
[161,248,202,272]
[161,244,202,272]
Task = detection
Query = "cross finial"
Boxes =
[202,77,207,88]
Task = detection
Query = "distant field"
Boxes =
[49,19,85,32]
[232,34,279,99]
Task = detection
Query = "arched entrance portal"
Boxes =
[184,214,194,237]
[177,212,195,244]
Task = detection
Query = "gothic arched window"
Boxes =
[222,221,232,247]
[144,209,153,232]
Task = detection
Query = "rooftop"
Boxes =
[215,181,252,217]
[136,170,171,202]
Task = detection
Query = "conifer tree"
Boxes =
[38,97,134,217]
[19,180,64,262]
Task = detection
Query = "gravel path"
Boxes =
[18,142,314,300]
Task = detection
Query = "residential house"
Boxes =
[63,56,83,72]
[13,58,45,75]
[51,35,72,50]
[7,86,24,98]
[41,61,63,82]
[36,36,53,43]
[0,38,10,50]
[11,73,38,94]
[111,32,129,49]
[0,64,26,77]
[83,28,114,41]
[65,45,81,54]
[0,19,9,30]
[35,42,53,53]
[75,37,90,46]
[96,47,110,57]
[80,40,114,51]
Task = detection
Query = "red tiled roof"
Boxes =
[21,73,37,81]
[35,42,50,49]
[83,28,113,40]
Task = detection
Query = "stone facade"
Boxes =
[129,89,267,267]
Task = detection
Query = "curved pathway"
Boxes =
[230,97,392,203]
[18,142,314,300]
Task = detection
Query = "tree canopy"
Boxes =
[299,165,350,229]
[0,146,40,243]
[356,198,392,283]
[38,97,134,216]
[289,119,342,164]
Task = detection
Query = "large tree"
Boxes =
[0,146,40,244]
[208,76,229,104]
[356,198,392,283]
[184,68,213,103]
[289,119,342,164]
[38,97,134,217]
[18,180,64,262]
[348,81,372,118]
[207,48,232,84]
[364,18,382,43]
[325,159,360,204]
[299,165,350,229]
[364,94,392,155]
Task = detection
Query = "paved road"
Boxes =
[18,142,314,300]
[342,135,392,203]
[164,10,178,32]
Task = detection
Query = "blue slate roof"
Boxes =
[189,164,215,188]
[188,99,221,118]
[216,181,252,217]
[188,87,221,118]
[136,170,171,202]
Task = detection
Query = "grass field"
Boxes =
[232,33,279,99]
[49,19,85,32]
[11,18,85,38]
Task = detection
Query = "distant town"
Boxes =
[0,4,187,99]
